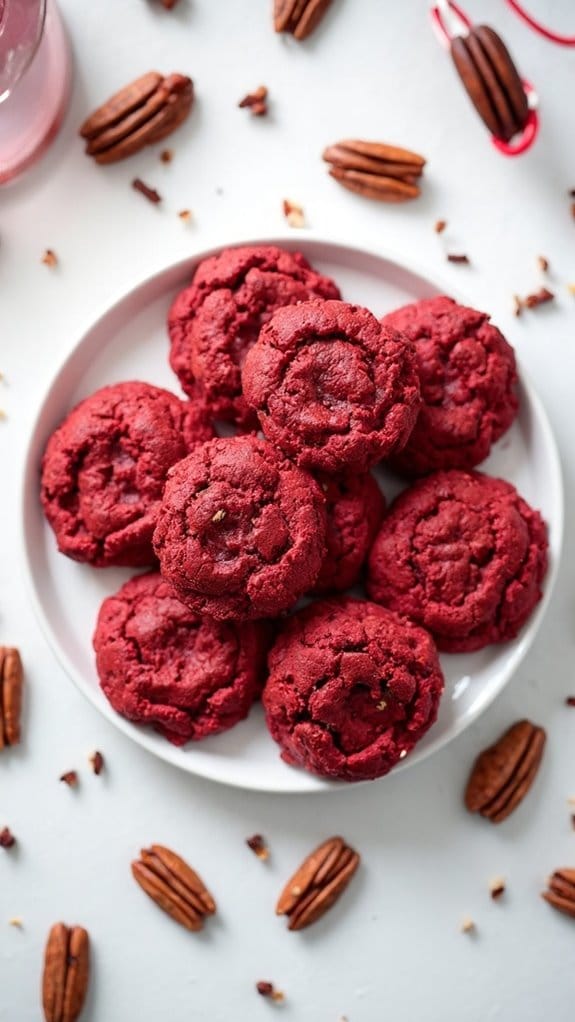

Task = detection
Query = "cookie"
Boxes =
[153,436,327,619]
[93,572,268,744]
[242,299,421,473]
[262,597,444,782]
[41,381,213,568]
[168,245,340,428]
[367,470,548,652]
[312,472,385,594]
[382,296,518,476]
[451,26,528,142]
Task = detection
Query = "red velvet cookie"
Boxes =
[93,572,267,745]
[382,296,518,476]
[262,597,444,782]
[242,299,421,473]
[168,245,340,428]
[312,473,386,594]
[367,470,548,652]
[153,436,327,619]
[41,381,213,568]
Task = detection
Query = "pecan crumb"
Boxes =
[523,287,554,309]
[0,827,16,849]
[238,86,268,116]
[283,199,305,228]
[89,751,104,775]
[246,834,269,861]
[41,249,58,268]
[569,188,575,197]
[161,0,180,8]
[446,253,470,264]
[460,916,476,934]
[178,209,192,222]
[8,917,23,928]
[60,770,78,788]
[565,696,575,707]
[537,256,549,273]
[489,877,506,900]
[211,509,226,524]
[160,148,174,164]
[434,219,447,234]
[256,981,284,1002]
[132,178,162,204]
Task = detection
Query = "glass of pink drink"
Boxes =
[0,0,71,184]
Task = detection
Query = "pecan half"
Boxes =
[542,869,575,918]
[323,140,425,202]
[42,923,90,1022]
[464,719,546,823]
[451,25,528,143]
[131,845,216,931]
[80,72,193,164]
[276,836,360,931]
[0,647,23,749]
[274,0,333,40]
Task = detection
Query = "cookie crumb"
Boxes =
[256,981,284,1002]
[238,85,268,116]
[460,916,476,934]
[246,834,269,861]
[178,209,192,222]
[89,751,104,775]
[537,256,549,273]
[59,770,78,788]
[160,148,173,163]
[283,199,305,228]
[132,178,162,204]
[446,253,470,264]
[434,219,447,234]
[489,876,505,900]
[41,249,58,268]
[0,827,16,849]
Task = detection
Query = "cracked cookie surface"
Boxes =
[242,299,421,473]
[382,296,518,476]
[41,381,213,567]
[312,472,385,594]
[262,596,444,781]
[367,469,548,652]
[168,245,340,428]
[93,572,268,744]
[153,436,327,619]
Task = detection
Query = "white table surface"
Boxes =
[2,1,575,1019]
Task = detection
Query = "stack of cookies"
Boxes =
[40,245,548,782]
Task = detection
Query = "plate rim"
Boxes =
[20,231,565,794]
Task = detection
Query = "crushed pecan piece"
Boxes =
[565,696,575,707]
[160,148,173,163]
[59,771,78,788]
[323,139,424,202]
[80,72,193,164]
[465,719,546,823]
[132,845,216,931]
[0,827,15,848]
[132,178,161,204]
[239,86,268,116]
[282,199,305,228]
[542,869,575,918]
[276,836,360,931]
[0,647,23,749]
[274,0,333,40]
[489,877,506,899]
[42,249,58,268]
[447,253,470,264]
[89,751,104,775]
[460,916,476,933]
[523,287,554,309]
[435,219,447,233]
[246,834,269,861]
[537,255,549,273]
[256,981,284,1002]
[178,209,192,222]
[42,923,90,1022]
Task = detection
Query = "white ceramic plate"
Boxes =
[22,235,563,793]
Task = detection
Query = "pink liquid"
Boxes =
[0,0,71,184]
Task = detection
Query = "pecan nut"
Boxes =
[274,0,333,40]
[80,72,194,164]
[542,869,575,919]
[0,646,23,749]
[276,836,360,931]
[451,26,529,143]
[464,719,546,824]
[323,139,425,202]
[42,923,90,1022]
[131,844,216,931]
